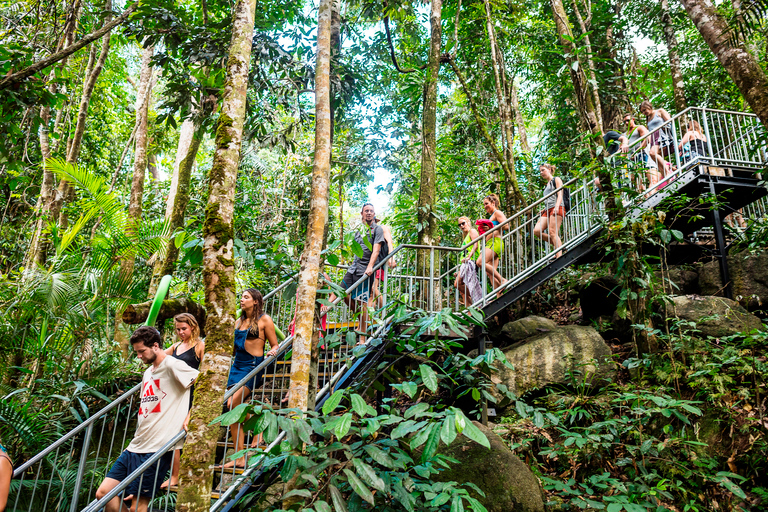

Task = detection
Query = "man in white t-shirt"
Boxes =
[95,326,199,512]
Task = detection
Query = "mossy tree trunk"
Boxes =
[149,121,204,295]
[175,0,257,508]
[114,44,154,358]
[569,0,603,133]
[679,0,768,129]
[287,0,333,414]
[660,0,687,113]
[483,0,525,212]
[550,0,618,220]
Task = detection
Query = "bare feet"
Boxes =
[219,458,247,470]
[160,478,178,490]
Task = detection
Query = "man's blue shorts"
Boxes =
[105,450,173,498]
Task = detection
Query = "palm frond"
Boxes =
[47,158,128,231]
[727,0,768,44]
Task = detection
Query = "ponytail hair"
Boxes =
[483,193,501,209]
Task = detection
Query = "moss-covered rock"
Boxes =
[493,325,615,396]
[499,315,558,345]
[433,421,545,512]
[667,295,762,337]
[698,250,768,310]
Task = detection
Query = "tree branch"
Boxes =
[0,2,137,90]
[383,11,427,73]
[448,57,507,174]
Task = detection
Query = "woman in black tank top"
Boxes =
[161,313,205,489]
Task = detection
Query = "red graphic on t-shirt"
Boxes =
[139,378,167,418]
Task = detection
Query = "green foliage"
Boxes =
[214,395,490,512]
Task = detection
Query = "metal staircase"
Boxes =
[9,107,768,512]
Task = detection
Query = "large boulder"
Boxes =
[493,325,615,396]
[579,276,621,320]
[698,250,768,310]
[666,295,762,337]
[499,315,558,345]
[654,267,700,295]
[433,421,545,512]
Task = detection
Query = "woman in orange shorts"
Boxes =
[533,163,565,260]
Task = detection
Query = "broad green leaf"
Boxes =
[335,412,353,439]
[329,485,348,512]
[322,389,345,415]
[432,493,451,507]
[456,411,490,449]
[314,501,332,512]
[606,504,623,512]
[344,468,375,505]
[454,410,466,433]
[350,240,364,258]
[409,423,431,451]
[465,496,487,511]
[402,382,417,398]
[419,364,438,392]
[301,472,319,486]
[363,445,396,468]
[404,402,429,419]
[441,415,457,445]
[353,458,388,493]
[213,403,249,426]
[351,394,370,417]
[450,496,464,512]
[283,489,312,500]
[393,481,415,512]
[421,423,441,462]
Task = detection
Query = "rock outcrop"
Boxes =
[499,315,558,345]
[493,325,615,396]
[433,421,545,512]
[665,295,762,337]
[698,250,768,310]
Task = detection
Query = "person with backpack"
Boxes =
[324,203,386,344]
[533,163,567,260]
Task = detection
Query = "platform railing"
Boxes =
[615,107,766,199]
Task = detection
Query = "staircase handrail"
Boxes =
[12,382,142,477]
[78,431,187,512]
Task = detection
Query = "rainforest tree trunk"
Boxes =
[175,0,257,508]
[149,122,204,295]
[570,0,603,132]
[550,0,618,219]
[417,0,442,247]
[678,0,768,128]
[483,0,524,211]
[287,0,332,415]
[114,44,154,357]
[660,0,687,113]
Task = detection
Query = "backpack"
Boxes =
[550,179,571,213]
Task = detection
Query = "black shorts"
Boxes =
[105,450,173,498]
[341,271,373,303]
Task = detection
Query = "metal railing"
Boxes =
[11,106,768,512]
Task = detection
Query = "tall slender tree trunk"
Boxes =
[114,44,154,357]
[678,0,768,127]
[483,0,524,211]
[25,1,83,268]
[509,77,530,154]
[167,119,196,217]
[53,0,114,226]
[288,0,332,416]
[149,122,204,295]
[175,0,257,508]
[417,0,442,247]
[550,0,618,218]
[660,0,687,113]
[570,0,603,132]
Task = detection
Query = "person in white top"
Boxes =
[95,326,199,512]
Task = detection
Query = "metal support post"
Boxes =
[709,178,733,299]
[478,331,488,426]
[69,423,94,512]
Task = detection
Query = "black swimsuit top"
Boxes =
[172,343,201,371]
